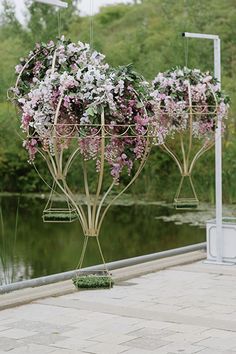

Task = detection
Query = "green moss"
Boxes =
[72,275,114,289]
[43,212,78,222]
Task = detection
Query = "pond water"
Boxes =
[0,195,208,285]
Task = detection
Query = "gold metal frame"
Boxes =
[36,110,151,271]
[14,52,153,271]
[156,82,218,209]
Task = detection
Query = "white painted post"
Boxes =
[214,38,223,263]
[182,32,224,264]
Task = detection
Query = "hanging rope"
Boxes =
[90,0,94,49]
[75,235,110,274]
[57,8,62,37]
[184,36,189,67]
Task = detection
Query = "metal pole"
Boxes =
[214,38,223,263]
[182,32,223,263]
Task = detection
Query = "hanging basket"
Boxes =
[42,182,78,223]
[43,208,78,223]
[173,175,199,209]
[72,270,114,289]
[73,234,114,290]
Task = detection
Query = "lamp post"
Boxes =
[182,32,230,264]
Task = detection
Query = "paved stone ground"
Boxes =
[0,260,236,354]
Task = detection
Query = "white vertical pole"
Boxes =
[183,32,223,263]
[214,38,223,263]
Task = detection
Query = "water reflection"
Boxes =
[0,196,205,285]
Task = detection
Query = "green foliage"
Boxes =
[0,0,236,202]
[72,274,114,289]
[43,211,78,222]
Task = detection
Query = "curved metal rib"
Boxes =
[97,137,151,235]
[161,143,183,175]
[189,140,215,174]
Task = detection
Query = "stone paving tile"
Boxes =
[0,328,38,339]
[147,304,185,313]
[89,333,138,345]
[81,342,130,354]
[175,307,214,317]
[6,303,84,326]
[0,343,56,353]
[0,337,24,351]
[124,349,161,354]
[167,323,209,334]
[162,331,212,345]
[127,327,177,338]
[122,336,171,351]
[0,325,12,332]
[206,304,236,314]
[77,312,123,324]
[51,350,85,354]
[87,318,144,335]
[132,319,173,330]
[201,328,236,338]
[49,337,100,351]
[194,336,236,351]
[148,343,206,354]
[5,320,76,334]
[21,333,69,346]
[197,350,236,354]
[59,327,106,340]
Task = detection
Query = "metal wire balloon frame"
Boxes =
[13,49,154,277]
[155,82,219,209]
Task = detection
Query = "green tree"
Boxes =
[0,0,236,203]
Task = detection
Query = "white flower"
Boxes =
[67,43,79,55]
[202,75,212,83]
[18,98,26,104]
[76,69,82,80]
[80,113,91,125]
[176,69,184,76]
[83,71,94,83]
[15,64,23,73]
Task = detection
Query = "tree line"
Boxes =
[0,0,236,203]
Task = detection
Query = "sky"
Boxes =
[0,0,133,23]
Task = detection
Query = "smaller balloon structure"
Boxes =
[11,37,162,287]
[151,67,229,209]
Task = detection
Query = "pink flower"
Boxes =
[47,40,54,48]
[33,61,43,75]
[21,113,32,130]
[23,139,38,161]
[79,130,101,161]
[134,114,149,126]
[63,96,71,108]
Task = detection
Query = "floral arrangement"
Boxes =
[12,37,155,182]
[151,67,229,143]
